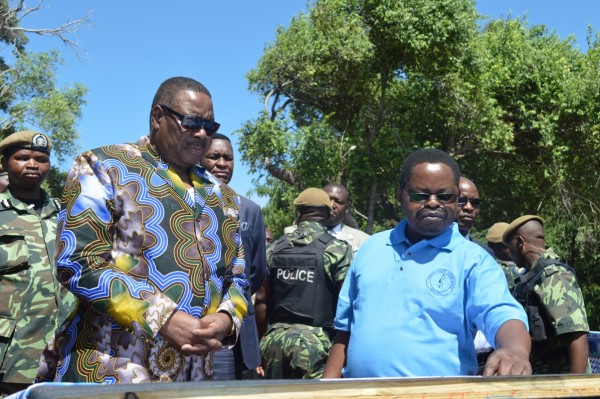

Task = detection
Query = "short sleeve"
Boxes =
[535,267,589,336]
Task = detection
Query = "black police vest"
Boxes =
[512,257,576,353]
[270,232,337,329]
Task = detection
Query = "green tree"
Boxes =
[458,18,600,328]
[0,0,89,195]
[3,50,88,163]
[241,1,600,328]
[239,0,479,234]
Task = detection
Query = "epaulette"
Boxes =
[317,232,336,246]
[273,235,290,253]
[52,198,61,211]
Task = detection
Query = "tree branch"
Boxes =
[265,80,295,121]
[264,157,296,185]
[6,0,92,56]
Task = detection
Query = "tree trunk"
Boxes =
[365,179,378,234]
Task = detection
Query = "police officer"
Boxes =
[0,130,75,395]
[0,164,8,192]
[258,188,353,379]
[504,215,590,374]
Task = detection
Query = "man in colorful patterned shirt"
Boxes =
[37,77,248,383]
[0,131,75,396]
[503,215,589,374]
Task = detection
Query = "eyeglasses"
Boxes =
[404,191,458,204]
[159,104,220,135]
[457,197,481,209]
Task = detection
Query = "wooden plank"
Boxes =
[19,374,600,399]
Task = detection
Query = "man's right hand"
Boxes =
[159,310,222,356]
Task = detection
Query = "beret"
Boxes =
[502,215,544,245]
[293,187,332,210]
[486,222,509,244]
[0,130,52,155]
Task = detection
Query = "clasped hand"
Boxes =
[159,310,233,356]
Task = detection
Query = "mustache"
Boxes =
[417,208,447,219]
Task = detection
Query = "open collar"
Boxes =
[139,143,210,214]
[388,219,461,252]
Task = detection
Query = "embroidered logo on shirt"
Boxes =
[426,269,456,296]
[240,221,250,232]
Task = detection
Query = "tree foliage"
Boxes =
[239,0,479,235]
[239,0,600,328]
[0,0,89,178]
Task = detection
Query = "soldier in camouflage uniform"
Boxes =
[503,215,590,374]
[486,222,523,290]
[257,188,353,379]
[0,164,7,192]
[0,130,75,396]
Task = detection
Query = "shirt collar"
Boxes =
[141,141,210,182]
[328,223,343,234]
[389,219,461,251]
[0,188,56,215]
[298,220,327,230]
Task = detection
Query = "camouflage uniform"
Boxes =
[0,188,75,386]
[497,259,522,291]
[527,249,590,374]
[260,220,352,379]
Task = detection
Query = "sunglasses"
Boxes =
[458,197,481,208]
[404,191,458,204]
[160,104,220,135]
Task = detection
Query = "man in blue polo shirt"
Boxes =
[323,148,531,378]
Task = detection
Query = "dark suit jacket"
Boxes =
[237,196,267,369]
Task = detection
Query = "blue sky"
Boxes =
[23,1,599,207]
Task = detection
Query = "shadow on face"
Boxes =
[150,90,215,177]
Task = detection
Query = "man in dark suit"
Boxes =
[456,176,496,360]
[322,183,370,254]
[202,133,267,379]
[456,176,494,257]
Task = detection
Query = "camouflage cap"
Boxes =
[0,130,52,156]
[502,215,544,245]
[293,188,332,210]
[486,222,509,244]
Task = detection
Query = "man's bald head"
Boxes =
[506,218,546,269]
